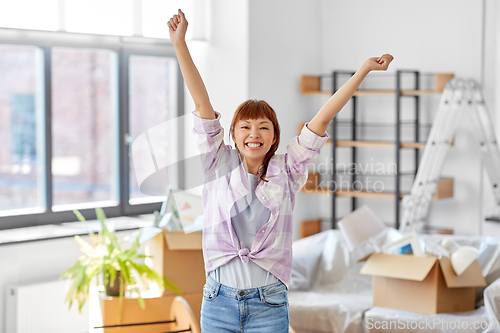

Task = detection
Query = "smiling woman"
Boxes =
[230,100,280,178]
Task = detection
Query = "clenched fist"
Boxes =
[168,9,188,45]
[362,54,394,72]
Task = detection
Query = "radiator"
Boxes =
[6,279,89,333]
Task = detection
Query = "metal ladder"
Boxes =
[400,79,500,232]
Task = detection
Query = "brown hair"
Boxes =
[230,100,280,183]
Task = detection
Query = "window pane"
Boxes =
[52,48,117,209]
[0,0,58,31]
[129,55,178,204]
[65,0,133,36]
[0,46,44,212]
[142,0,192,39]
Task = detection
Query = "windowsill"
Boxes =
[0,214,155,246]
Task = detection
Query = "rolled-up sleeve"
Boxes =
[192,111,224,153]
[285,122,330,192]
[192,111,233,175]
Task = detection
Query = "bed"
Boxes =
[288,229,500,333]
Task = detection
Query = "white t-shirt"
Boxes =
[209,172,280,289]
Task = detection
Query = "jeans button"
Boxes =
[239,291,244,296]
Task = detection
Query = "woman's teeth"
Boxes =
[246,143,262,148]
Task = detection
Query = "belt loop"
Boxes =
[258,286,264,301]
[216,267,221,296]
[214,281,221,296]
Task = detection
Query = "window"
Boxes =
[128,55,179,204]
[51,48,117,209]
[65,0,134,36]
[0,0,201,40]
[11,94,36,163]
[0,46,43,213]
[0,0,58,31]
[0,32,182,230]
[142,0,194,39]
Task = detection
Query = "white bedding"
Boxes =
[288,229,500,333]
[289,291,371,333]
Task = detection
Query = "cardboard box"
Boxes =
[300,218,321,238]
[360,253,486,315]
[433,177,454,199]
[141,227,205,296]
[89,288,202,333]
[304,172,320,190]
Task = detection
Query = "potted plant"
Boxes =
[62,208,181,316]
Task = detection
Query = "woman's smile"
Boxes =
[245,141,264,150]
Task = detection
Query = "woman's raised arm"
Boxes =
[307,54,394,136]
[168,9,216,120]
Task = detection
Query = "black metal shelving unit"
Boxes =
[330,70,423,229]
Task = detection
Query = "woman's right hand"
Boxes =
[168,9,188,45]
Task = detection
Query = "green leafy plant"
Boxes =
[62,208,182,314]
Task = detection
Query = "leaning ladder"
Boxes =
[400,79,500,232]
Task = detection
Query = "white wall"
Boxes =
[311,0,500,235]
[482,0,500,236]
[0,233,128,333]
[185,0,249,137]
[182,0,249,197]
[247,0,323,240]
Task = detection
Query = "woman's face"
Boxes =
[232,117,276,162]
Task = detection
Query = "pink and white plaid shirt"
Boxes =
[192,111,329,287]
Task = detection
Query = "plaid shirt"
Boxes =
[192,111,329,287]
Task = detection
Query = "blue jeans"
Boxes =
[200,275,289,333]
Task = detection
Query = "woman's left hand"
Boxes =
[362,54,394,72]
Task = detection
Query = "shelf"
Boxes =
[333,170,416,177]
[300,188,405,199]
[335,120,433,128]
[302,178,453,200]
[300,73,454,95]
[354,90,399,96]
[302,89,436,96]
[337,189,404,199]
[301,187,450,200]
[401,90,439,96]
[325,140,426,149]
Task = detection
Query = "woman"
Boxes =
[168,9,393,332]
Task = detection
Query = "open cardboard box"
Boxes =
[139,226,205,296]
[360,253,486,315]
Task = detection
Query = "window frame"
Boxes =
[0,28,184,230]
